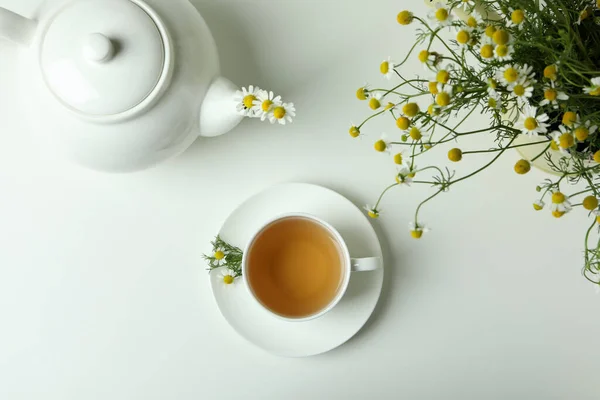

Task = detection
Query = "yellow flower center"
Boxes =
[583,196,599,211]
[397,10,413,25]
[369,98,381,110]
[485,25,496,38]
[489,79,498,89]
[559,133,574,149]
[349,126,360,138]
[503,67,519,83]
[409,127,422,141]
[385,102,395,110]
[436,92,451,107]
[590,87,600,96]
[403,103,420,117]
[428,104,440,116]
[261,100,273,112]
[513,84,525,97]
[368,210,379,219]
[544,89,557,101]
[550,141,559,151]
[495,45,509,57]
[514,159,531,174]
[524,117,538,131]
[374,140,387,152]
[436,70,450,84]
[411,230,423,239]
[594,150,600,163]
[467,16,478,28]
[575,126,589,141]
[533,203,543,211]
[562,111,577,127]
[448,148,462,162]
[480,44,494,58]
[580,8,592,22]
[552,210,565,218]
[273,106,286,119]
[393,153,403,164]
[493,30,510,45]
[418,50,429,63]
[435,8,449,21]
[511,9,525,24]
[429,81,439,94]
[380,61,390,75]
[223,275,234,285]
[243,95,256,109]
[356,87,367,100]
[552,192,566,204]
[544,65,558,81]
[396,116,410,130]
[214,251,225,260]
[488,98,497,108]
[456,30,470,44]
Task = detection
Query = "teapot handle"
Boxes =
[198,76,244,137]
[0,8,37,47]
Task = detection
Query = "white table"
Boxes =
[1,1,599,399]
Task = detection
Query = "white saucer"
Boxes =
[209,183,384,357]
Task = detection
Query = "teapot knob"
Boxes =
[83,33,114,63]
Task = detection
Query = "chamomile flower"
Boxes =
[220,269,237,285]
[369,92,383,110]
[408,221,430,239]
[544,64,559,81]
[551,125,575,152]
[458,0,476,11]
[550,191,572,217]
[348,123,361,138]
[465,10,484,29]
[496,65,522,86]
[268,102,296,125]
[487,78,499,97]
[479,41,495,60]
[364,205,380,219]
[380,56,395,80]
[574,120,598,142]
[515,105,550,137]
[356,84,371,100]
[428,4,453,27]
[234,85,262,117]
[584,77,600,96]
[455,27,473,47]
[494,43,514,61]
[418,50,440,70]
[253,90,282,121]
[508,80,534,103]
[533,200,545,211]
[434,64,453,85]
[435,84,453,108]
[517,64,536,83]
[213,247,228,267]
[427,103,443,120]
[487,93,502,111]
[536,85,563,108]
[577,7,593,25]
[395,167,413,186]
[373,133,392,153]
[506,8,526,30]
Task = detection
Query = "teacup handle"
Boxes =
[350,257,382,272]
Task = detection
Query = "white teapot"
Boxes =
[0,0,244,172]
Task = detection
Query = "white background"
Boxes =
[1,0,599,399]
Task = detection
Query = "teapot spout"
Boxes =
[199,77,244,137]
[0,8,36,47]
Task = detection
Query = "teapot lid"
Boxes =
[39,0,172,120]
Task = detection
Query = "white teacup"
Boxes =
[242,213,382,322]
